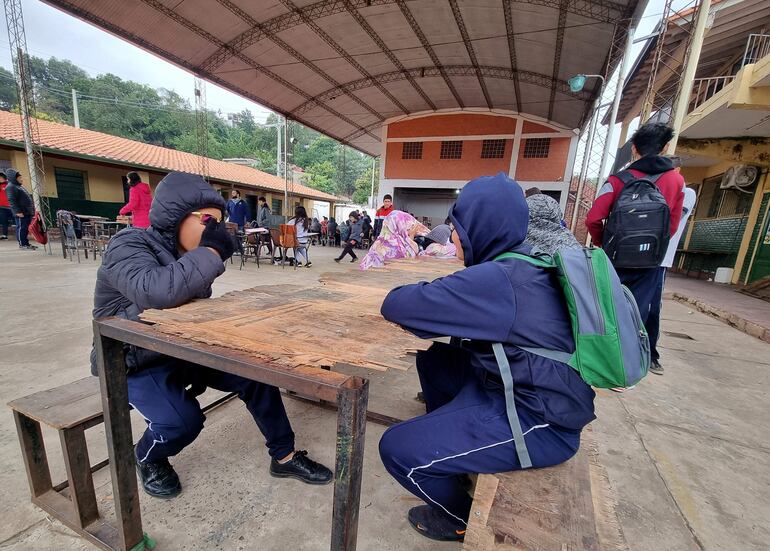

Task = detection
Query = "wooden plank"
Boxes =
[14,411,53,498]
[60,426,100,528]
[8,377,103,429]
[463,446,600,551]
[464,474,503,549]
[139,258,461,376]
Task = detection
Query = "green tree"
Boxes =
[0,67,18,110]
[306,160,337,195]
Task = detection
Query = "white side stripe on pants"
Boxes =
[406,423,550,526]
[129,402,167,463]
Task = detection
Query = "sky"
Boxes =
[1,0,692,131]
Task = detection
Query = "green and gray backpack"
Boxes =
[491,246,650,468]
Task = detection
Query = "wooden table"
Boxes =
[93,257,462,551]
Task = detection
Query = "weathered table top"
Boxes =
[140,257,463,373]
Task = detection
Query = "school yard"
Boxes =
[1,240,769,551]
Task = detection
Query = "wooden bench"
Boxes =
[463,435,627,550]
[8,376,235,550]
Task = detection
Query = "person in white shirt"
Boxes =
[647,184,697,375]
[288,205,312,267]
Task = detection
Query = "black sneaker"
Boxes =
[269,450,333,485]
[136,450,182,499]
[305,261,312,268]
[334,258,341,263]
[407,505,466,542]
[650,359,664,375]
[21,245,38,250]
[0,235,7,240]
[350,258,357,263]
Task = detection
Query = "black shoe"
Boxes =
[305,261,312,267]
[21,245,37,250]
[136,451,182,499]
[0,235,7,240]
[407,505,466,542]
[350,258,357,263]
[334,258,341,263]
[269,450,333,485]
[650,360,664,375]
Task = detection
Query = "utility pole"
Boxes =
[597,23,638,186]
[283,117,289,217]
[71,88,80,128]
[369,157,376,209]
[276,114,283,180]
[669,0,711,152]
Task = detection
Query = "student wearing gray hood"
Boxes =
[524,194,581,255]
[5,168,36,249]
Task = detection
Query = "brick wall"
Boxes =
[515,137,570,182]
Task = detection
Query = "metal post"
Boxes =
[330,377,369,551]
[369,157,376,209]
[93,324,144,551]
[276,115,283,180]
[15,48,43,217]
[283,117,289,217]
[569,91,603,232]
[597,24,637,186]
[669,0,712,152]
[72,88,80,128]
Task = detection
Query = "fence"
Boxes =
[743,33,770,66]
[689,76,736,113]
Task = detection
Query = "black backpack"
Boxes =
[603,170,671,269]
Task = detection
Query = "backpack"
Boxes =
[603,170,671,269]
[492,247,650,468]
[28,211,48,245]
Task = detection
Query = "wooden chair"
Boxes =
[278,224,299,270]
[225,222,240,265]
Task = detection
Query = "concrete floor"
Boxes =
[1,240,768,550]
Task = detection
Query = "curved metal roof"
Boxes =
[42,0,643,156]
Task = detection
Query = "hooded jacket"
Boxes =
[586,155,685,246]
[119,181,152,228]
[524,194,581,255]
[90,172,227,375]
[381,173,595,431]
[5,169,34,217]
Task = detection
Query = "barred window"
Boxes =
[523,138,551,158]
[440,140,463,159]
[402,142,423,159]
[481,139,506,159]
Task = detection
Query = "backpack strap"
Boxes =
[493,250,553,268]
[617,169,666,186]
[491,342,533,469]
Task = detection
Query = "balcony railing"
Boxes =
[686,33,770,114]
[743,33,770,66]
[689,75,736,112]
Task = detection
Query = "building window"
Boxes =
[700,174,753,219]
[54,168,88,200]
[481,139,506,159]
[523,138,551,158]
[440,141,463,159]
[272,198,282,214]
[402,142,423,160]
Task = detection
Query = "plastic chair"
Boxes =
[278,224,299,270]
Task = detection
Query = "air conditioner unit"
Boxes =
[720,164,760,193]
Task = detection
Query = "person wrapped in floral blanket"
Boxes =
[360,211,456,270]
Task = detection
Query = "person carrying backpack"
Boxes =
[585,123,684,375]
[378,173,597,542]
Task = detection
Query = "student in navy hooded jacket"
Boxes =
[379,173,596,542]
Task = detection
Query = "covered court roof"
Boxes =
[42,0,645,156]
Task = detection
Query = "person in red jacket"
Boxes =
[585,123,684,375]
[119,172,152,228]
[373,194,395,239]
[0,172,11,240]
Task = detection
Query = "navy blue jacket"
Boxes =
[227,198,249,227]
[381,173,595,431]
[5,168,34,217]
[91,172,227,375]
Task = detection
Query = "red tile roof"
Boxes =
[0,110,338,202]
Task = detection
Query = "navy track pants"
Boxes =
[128,362,295,463]
[378,343,581,525]
[616,266,666,362]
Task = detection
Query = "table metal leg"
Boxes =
[94,324,144,551]
[330,377,369,551]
